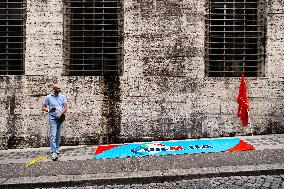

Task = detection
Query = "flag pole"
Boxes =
[248,110,253,136]
[244,67,253,136]
[245,66,253,136]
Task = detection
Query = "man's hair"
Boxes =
[52,84,61,89]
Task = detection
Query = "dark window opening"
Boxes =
[0,1,25,75]
[205,0,265,77]
[66,0,122,76]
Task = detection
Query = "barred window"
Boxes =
[0,0,25,75]
[66,0,122,76]
[205,0,265,77]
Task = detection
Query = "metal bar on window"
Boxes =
[0,1,25,75]
[205,0,264,77]
[67,0,121,76]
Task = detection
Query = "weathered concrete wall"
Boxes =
[25,0,64,76]
[0,76,105,149]
[119,0,284,141]
[121,0,205,141]
[0,0,284,149]
[266,0,284,77]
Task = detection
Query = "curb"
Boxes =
[1,163,284,188]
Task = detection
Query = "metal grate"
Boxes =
[0,0,25,75]
[205,0,265,77]
[66,0,121,76]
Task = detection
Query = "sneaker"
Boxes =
[51,153,58,161]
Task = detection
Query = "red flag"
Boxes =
[237,71,249,126]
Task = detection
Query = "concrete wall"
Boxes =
[0,0,283,149]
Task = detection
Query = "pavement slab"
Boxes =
[0,134,283,188]
[0,149,283,179]
[0,134,283,164]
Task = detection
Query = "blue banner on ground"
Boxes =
[94,138,253,159]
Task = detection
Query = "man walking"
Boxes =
[42,84,67,160]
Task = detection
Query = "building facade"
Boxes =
[0,0,283,149]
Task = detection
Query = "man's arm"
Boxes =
[42,104,50,113]
[62,103,67,114]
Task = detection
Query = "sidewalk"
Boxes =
[0,134,283,188]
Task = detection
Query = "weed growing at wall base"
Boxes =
[84,145,97,154]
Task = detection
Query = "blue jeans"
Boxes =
[49,118,64,154]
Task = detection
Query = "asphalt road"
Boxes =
[42,174,284,189]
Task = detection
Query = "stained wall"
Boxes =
[0,0,283,149]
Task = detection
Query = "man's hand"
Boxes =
[42,104,49,113]
[56,113,62,119]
